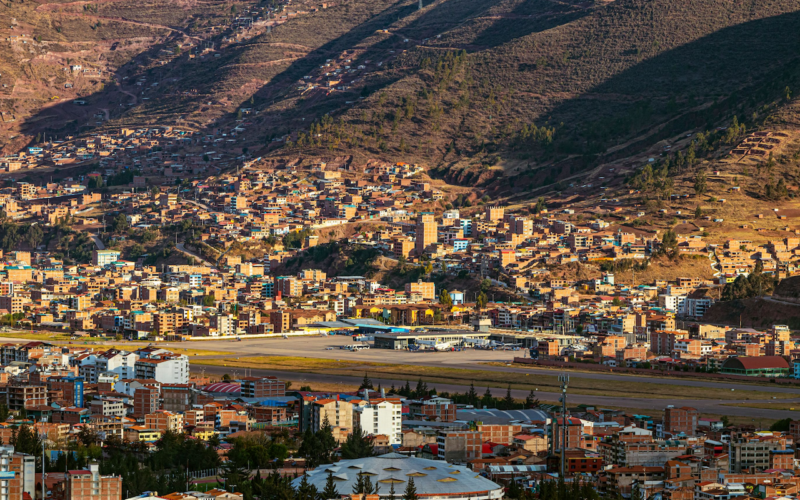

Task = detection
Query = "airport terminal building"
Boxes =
[373,330,490,349]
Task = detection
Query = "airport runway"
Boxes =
[169,335,800,395]
[8,333,797,419]
[193,362,797,421]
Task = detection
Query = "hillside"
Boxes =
[0,0,280,153]
[12,0,800,199]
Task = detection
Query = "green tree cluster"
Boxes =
[340,427,375,460]
[721,260,777,301]
[297,418,337,468]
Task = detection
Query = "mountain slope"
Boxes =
[14,0,800,201]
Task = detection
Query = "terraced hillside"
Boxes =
[0,0,257,153]
[13,0,800,202]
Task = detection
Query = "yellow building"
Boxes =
[125,426,162,442]
[144,410,184,432]
[415,213,437,256]
[405,280,435,301]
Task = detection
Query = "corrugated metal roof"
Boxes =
[292,453,502,496]
[202,383,241,393]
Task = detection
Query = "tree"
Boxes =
[402,477,418,500]
[340,427,374,460]
[321,471,340,500]
[503,384,515,410]
[129,243,144,259]
[770,418,791,432]
[317,417,337,464]
[721,260,777,301]
[720,415,731,428]
[26,224,43,249]
[766,152,776,172]
[414,378,428,398]
[532,197,546,214]
[476,292,488,311]
[11,424,41,456]
[481,387,493,408]
[694,169,707,196]
[359,372,374,391]
[694,205,702,219]
[438,289,453,308]
[658,229,679,260]
[525,389,539,409]
[467,382,478,407]
[296,474,318,500]
[297,428,322,469]
[111,213,128,233]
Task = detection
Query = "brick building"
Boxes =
[65,463,121,500]
[663,406,699,437]
[237,377,285,398]
[133,387,159,418]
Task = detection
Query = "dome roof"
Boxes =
[292,453,503,498]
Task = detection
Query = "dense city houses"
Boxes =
[0,126,799,500]
[2,338,800,500]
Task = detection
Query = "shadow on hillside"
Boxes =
[540,9,800,164]
[468,0,588,50]
[18,0,588,157]
[20,0,800,184]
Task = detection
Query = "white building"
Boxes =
[134,355,189,384]
[353,400,402,445]
[89,398,126,417]
[92,249,121,267]
[212,314,236,337]
[658,294,687,313]
[94,350,138,382]
[682,295,713,318]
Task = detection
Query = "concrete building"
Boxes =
[92,250,121,267]
[408,397,457,422]
[89,399,126,418]
[729,433,787,473]
[436,430,482,464]
[6,385,46,411]
[353,399,402,445]
[93,350,138,382]
[145,410,184,433]
[134,355,189,384]
[49,376,85,407]
[415,212,437,256]
[310,398,353,442]
[405,280,435,301]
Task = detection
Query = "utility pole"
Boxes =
[558,373,569,479]
[42,435,46,500]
